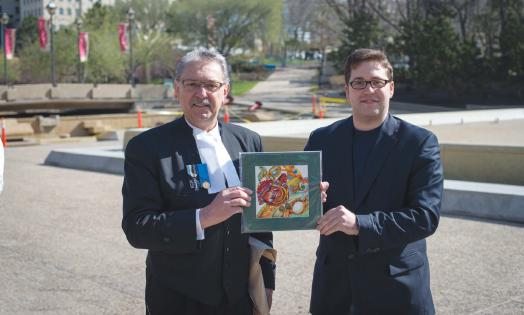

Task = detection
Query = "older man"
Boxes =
[122,48,274,314]
[307,48,444,314]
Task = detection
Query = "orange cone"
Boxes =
[1,119,6,147]
[318,107,325,119]
[224,106,230,123]
[137,109,143,128]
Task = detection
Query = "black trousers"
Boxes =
[145,272,252,315]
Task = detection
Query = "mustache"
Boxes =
[191,98,211,106]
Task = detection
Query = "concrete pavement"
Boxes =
[237,66,455,116]
[1,142,524,314]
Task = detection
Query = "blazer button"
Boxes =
[163,237,171,243]
[347,254,355,260]
[226,247,230,253]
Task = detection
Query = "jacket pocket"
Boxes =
[389,251,424,277]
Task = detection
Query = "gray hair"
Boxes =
[175,48,230,84]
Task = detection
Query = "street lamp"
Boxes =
[127,8,135,87]
[75,17,83,83]
[46,1,57,87]
[0,12,9,85]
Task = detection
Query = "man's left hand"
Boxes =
[316,205,359,236]
[320,181,329,203]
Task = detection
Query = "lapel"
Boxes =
[340,117,356,209]
[354,114,400,209]
[170,117,202,173]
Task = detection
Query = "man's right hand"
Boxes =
[199,186,252,229]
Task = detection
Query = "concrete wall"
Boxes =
[16,112,181,138]
[0,84,169,102]
[259,136,524,186]
[441,143,524,186]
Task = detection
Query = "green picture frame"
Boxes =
[240,151,322,233]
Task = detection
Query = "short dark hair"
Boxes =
[344,48,393,83]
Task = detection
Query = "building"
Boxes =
[0,0,21,27]
[19,0,115,28]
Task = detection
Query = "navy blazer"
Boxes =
[122,117,274,306]
[306,114,443,315]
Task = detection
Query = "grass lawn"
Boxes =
[231,79,259,96]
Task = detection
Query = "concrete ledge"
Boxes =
[51,84,93,99]
[43,146,524,224]
[135,85,165,100]
[44,147,124,175]
[7,84,52,101]
[441,143,524,186]
[442,180,524,223]
[92,84,131,99]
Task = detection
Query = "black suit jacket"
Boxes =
[306,114,443,315]
[122,117,274,306]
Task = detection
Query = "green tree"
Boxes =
[113,0,176,83]
[14,15,38,52]
[0,53,21,84]
[497,0,524,81]
[168,0,282,57]
[397,4,464,93]
[82,3,127,83]
[324,0,384,70]
[18,26,77,83]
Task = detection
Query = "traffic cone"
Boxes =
[137,109,143,128]
[224,106,230,123]
[1,119,6,147]
[318,107,325,119]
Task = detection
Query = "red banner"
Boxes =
[38,18,49,51]
[118,23,128,54]
[4,28,16,60]
[79,32,89,62]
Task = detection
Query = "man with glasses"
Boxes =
[306,48,443,314]
[122,48,275,314]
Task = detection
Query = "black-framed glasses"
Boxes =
[348,79,391,90]
[180,79,225,93]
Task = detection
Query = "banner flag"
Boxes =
[79,32,89,62]
[38,18,50,51]
[118,23,128,54]
[4,28,16,60]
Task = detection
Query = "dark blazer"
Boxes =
[306,114,443,315]
[122,117,274,307]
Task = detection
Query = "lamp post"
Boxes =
[0,13,9,85]
[75,17,82,83]
[127,8,135,87]
[46,1,57,87]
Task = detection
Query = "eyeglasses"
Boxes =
[179,79,225,93]
[348,79,391,90]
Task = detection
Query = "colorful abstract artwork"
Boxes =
[255,165,309,219]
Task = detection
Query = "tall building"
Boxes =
[19,0,115,28]
[0,0,21,27]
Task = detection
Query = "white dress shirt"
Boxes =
[186,119,241,239]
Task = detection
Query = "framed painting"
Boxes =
[240,151,322,232]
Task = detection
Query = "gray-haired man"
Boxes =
[122,48,275,314]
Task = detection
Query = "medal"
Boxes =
[186,163,210,191]
[196,163,210,190]
[186,164,199,191]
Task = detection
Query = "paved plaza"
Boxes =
[1,141,524,314]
